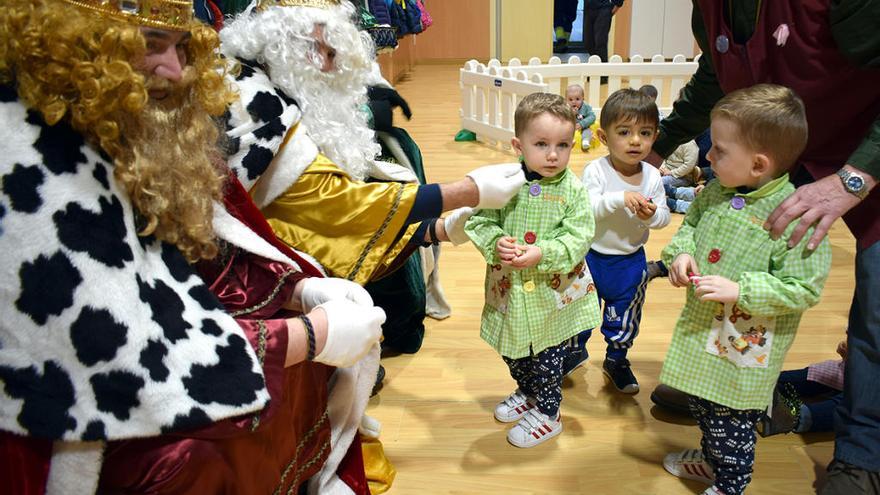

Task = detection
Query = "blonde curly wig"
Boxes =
[1,0,237,262]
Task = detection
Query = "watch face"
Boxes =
[847,175,865,191]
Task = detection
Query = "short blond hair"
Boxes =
[711,84,807,171]
[514,92,576,136]
[566,84,584,97]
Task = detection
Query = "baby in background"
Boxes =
[566,83,597,151]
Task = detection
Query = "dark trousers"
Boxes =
[502,342,568,417]
[689,396,763,495]
[585,6,613,62]
[553,0,579,33]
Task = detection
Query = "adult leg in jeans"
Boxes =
[823,241,880,493]
[835,241,880,468]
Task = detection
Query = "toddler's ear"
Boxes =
[596,128,608,145]
[752,153,772,177]
[511,137,523,156]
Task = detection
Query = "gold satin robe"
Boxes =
[259,154,420,285]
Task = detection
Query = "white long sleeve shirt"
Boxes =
[582,156,670,255]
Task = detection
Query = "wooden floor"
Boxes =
[366,63,856,494]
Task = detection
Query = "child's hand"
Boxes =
[576,123,583,131]
[693,275,740,303]
[636,200,657,220]
[695,184,705,195]
[496,236,518,263]
[659,166,670,176]
[509,244,542,268]
[623,191,649,214]
[669,253,700,287]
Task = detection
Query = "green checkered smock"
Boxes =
[465,168,602,359]
[660,174,832,410]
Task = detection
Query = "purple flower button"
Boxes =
[529,184,542,196]
[730,196,746,210]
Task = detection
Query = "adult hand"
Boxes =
[496,235,518,263]
[313,299,385,368]
[693,275,740,303]
[509,244,542,269]
[467,163,526,209]
[299,277,373,314]
[443,207,474,245]
[611,5,620,15]
[837,340,848,360]
[765,168,869,250]
[669,253,700,287]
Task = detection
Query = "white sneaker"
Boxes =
[701,487,725,495]
[663,449,715,485]
[493,389,536,423]
[506,408,562,448]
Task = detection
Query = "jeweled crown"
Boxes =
[256,0,342,11]
[60,0,194,30]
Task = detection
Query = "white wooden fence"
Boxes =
[459,54,699,150]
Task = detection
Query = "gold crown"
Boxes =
[256,0,342,11]
[60,0,194,30]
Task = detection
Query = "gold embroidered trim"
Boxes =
[257,0,341,10]
[287,439,331,494]
[231,270,297,317]
[60,0,193,31]
[273,410,330,495]
[249,319,269,432]
[346,183,404,281]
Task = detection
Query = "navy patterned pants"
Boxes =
[502,342,568,417]
[688,396,763,495]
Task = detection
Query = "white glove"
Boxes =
[466,163,526,209]
[299,277,373,314]
[313,299,385,368]
[443,207,474,245]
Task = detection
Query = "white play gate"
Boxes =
[459,54,699,150]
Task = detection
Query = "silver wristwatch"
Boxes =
[837,169,869,200]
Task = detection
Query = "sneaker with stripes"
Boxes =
[663,449,715,485]
[494,389,536,423]
[506,408,562,448]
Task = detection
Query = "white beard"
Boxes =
[276,67,379,181]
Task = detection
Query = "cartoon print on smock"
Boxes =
[706,302,774,368]
[553,260,594,309]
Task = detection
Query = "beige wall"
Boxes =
[496,0,552,62]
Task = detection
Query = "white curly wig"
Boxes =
[221,1,381,180]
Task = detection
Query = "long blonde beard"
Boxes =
[113,67,225,263]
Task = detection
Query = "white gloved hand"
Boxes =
[299,277,373,314]
[466,163,526,209]
[443,207,474,245]
[313,299,385,368]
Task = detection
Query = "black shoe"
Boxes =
[819,460,880,495]
[646,260,669,282]
[650,384,692,415]
[603,358,639,394]
[371,364,386,397]
[756,382,801,437]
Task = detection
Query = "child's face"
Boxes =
[598,117,658,168]
[566,90,584,111]
[707,117,767,188]
[511,113,575,178]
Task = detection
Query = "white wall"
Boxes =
[629,0,695,58]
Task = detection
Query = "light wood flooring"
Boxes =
[366,63,855,494]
